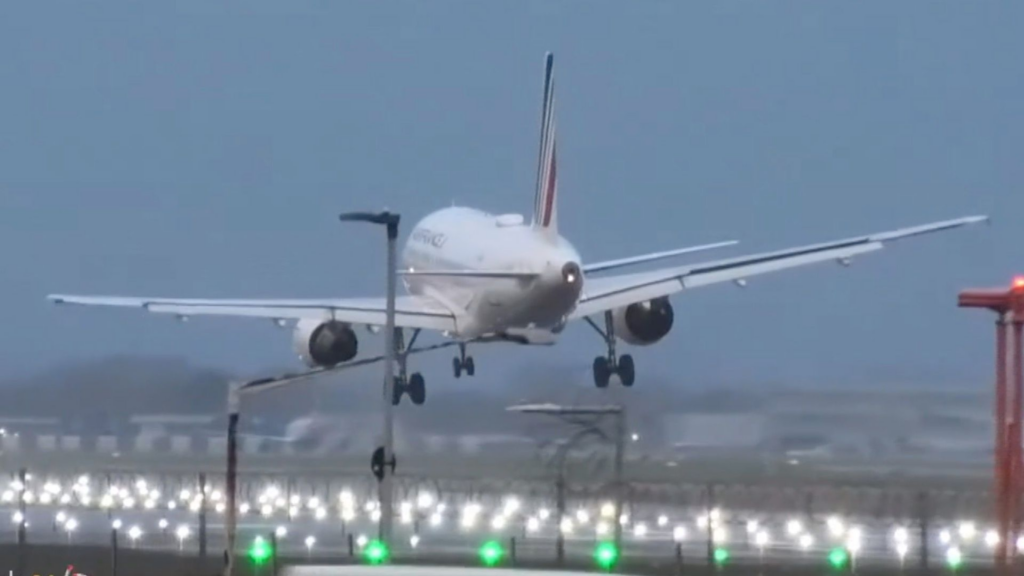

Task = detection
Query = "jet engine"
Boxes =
[292,319,359,368]
[612,297,674,345]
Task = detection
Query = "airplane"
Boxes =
[48,52,988,407]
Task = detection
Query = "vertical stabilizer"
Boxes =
[532,52,558,237]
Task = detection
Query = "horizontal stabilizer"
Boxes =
[583,240,739,274]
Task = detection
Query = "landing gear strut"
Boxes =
[586,311,635,389]
[453,342,475,378]
[391,328,427,406]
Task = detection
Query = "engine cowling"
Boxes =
[612,297,674,345]
[292,319,359,368]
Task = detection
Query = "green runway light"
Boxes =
[248,536,271,565]
[594,541,619,569]
[946,547,963,570]
[713,547,729,564]
[363,539,389,564]
[479,540,505,566]
[828,547,849,569]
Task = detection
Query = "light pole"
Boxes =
[507,404,627,556]
[339,209,401,547]
[220,210,425,575]
[220,324,452,576]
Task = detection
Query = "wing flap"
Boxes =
[582,240,739,274]
[399,270,540,279]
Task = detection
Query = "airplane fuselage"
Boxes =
[401,207,583,339]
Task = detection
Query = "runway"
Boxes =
[0,453,1001,570]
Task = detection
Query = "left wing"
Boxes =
[47,294,459,332]
[571,215,988,319]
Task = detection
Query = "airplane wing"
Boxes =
[570,215,988,319]
[47,294,459,332]
[582,240,739,274]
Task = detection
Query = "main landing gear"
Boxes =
[391,328,427,406]
[453,342,475,378]
[388,330,476,406]
[585,311,636,389]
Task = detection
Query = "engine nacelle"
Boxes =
[612,297,674,345]
[292,319,359,368]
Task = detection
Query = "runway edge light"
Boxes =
[248,535,271,565]
[363,539,389,564]
[828,547,848,570]
[594,541,619,570]
[479,540,505,566]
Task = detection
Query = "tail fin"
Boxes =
[532,52,558,236]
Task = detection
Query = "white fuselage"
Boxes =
[401,207,583,339]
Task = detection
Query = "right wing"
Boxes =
[47,294,459,332]
[571,215,988,319]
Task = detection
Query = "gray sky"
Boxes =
[0,1,1019,389]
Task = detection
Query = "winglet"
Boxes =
[868,215,989,242]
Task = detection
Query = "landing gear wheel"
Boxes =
[593,356,612,389]
[408,373,426,405]
[618,354,635,387]
[391,377,404,406]
[453,343,474,378]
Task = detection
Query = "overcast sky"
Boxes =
[0,1,1019,390]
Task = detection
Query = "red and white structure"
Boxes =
[958,276,1024,574]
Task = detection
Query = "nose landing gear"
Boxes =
[586,311,636,388]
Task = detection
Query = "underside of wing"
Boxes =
[571,215,988,319]
[47,294,459,332]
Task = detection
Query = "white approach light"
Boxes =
[600,502,615,519]
[786,519,802,536]
[959,521,977,541]
[417,493,434,509]
[827,516,844,537]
